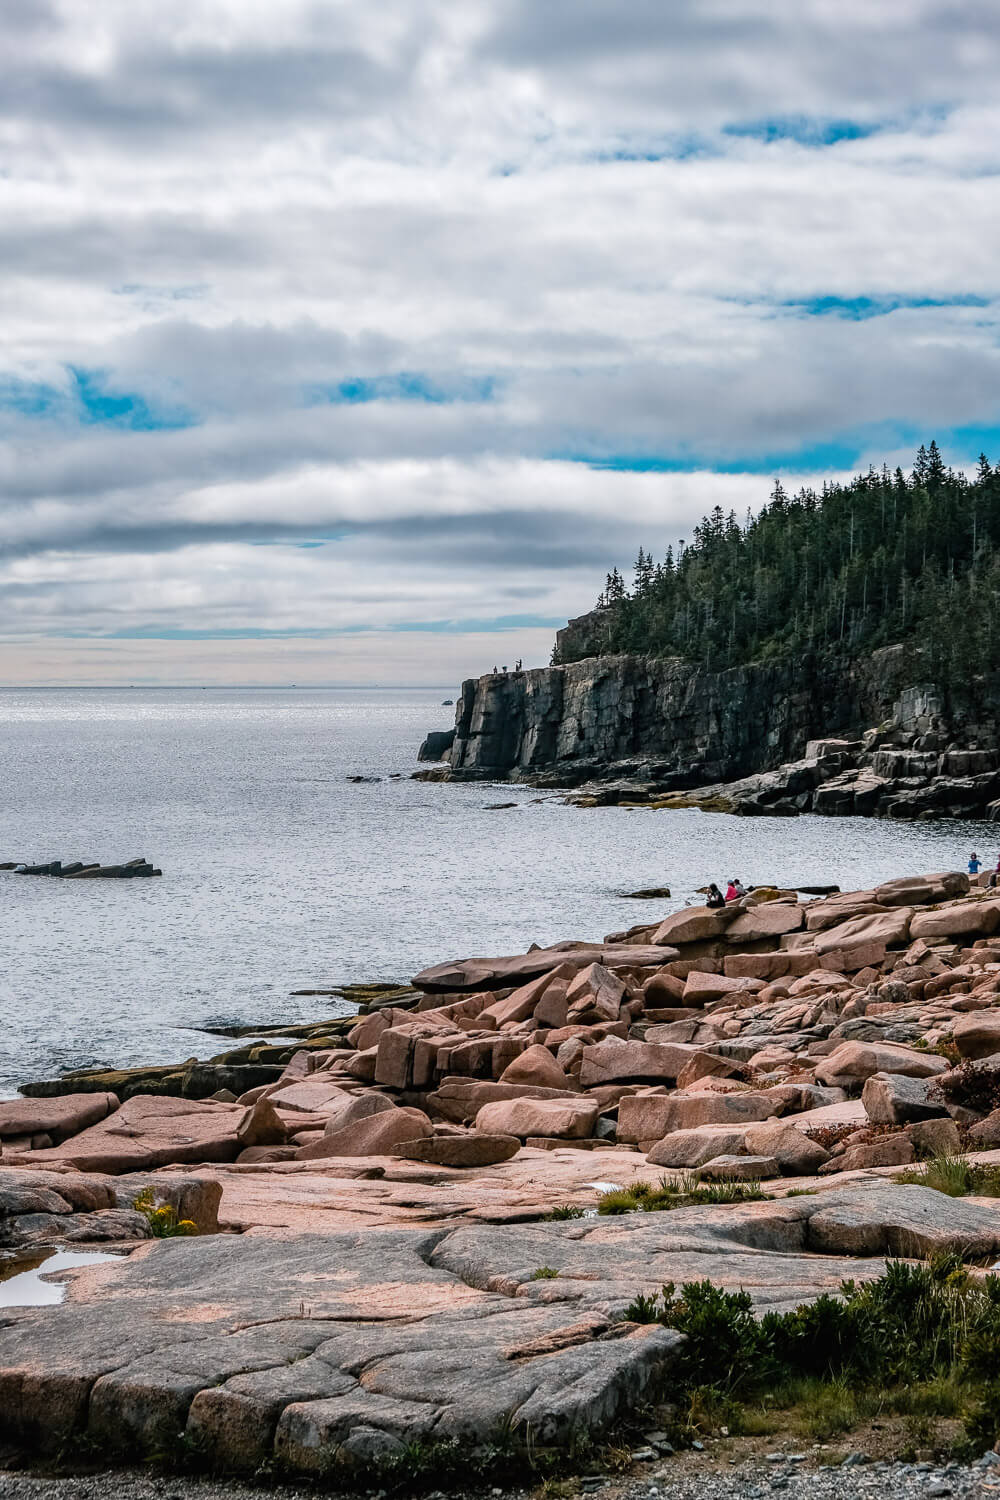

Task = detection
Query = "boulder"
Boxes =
[427,1080,580,1123]
[820,1135,916,1173]
[813,907,913,957]
[675,1052,743,1090]
[743,1120,830,1174]
[646,1124,751,1167]
[236,1099,288,1148]
[723,952,790,981]
[815,1041,948,1087]
[968,1108,1000,1147]
[17,1095,244,1173]
[267,1078,349,1114]
[805,1180,1000,1257]
[781,1098,868,1131]
[651,907,736,946]
[682,972,764,1004]
[0,1093,119,1144]
[910,900,1000,941]
[474,1097,599,1140]
[805,898,883,933]
[906,1118,962,1155]
[534,981,570,1028]
[578,1038,698,1088]
[565,963,626,1022]
[951,1012,1000,1060]
[498,1045,572,1091]
[320,1093,397,1137]
[480,969,571,1027]
[642,971,687,1004]
[875,872,970,907]
[390,1134,521,1167]
[725,903,804,942]
[697,1154,780,1181]
[618,1089,779,1144]
[297,1107,433,1159]
[413,944,680,993]
[861,1072,948,1125]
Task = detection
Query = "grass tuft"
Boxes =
[596,1174,764,1216]
[896,1155,1000,1198]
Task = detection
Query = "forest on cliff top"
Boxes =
[554,443,1000,687]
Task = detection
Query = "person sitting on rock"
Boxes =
[706,882,725,908]
[725,879,739,902]
[969,851,982,876]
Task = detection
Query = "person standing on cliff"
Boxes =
[969,852,982,876]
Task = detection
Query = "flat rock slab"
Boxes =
[19,1096,243,1175]
[0,1227,677,1471]
[413,944,679,993]
[0,1180,990,1477]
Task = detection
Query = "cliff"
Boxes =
[421,647,919,785]
[417,645,1000,820]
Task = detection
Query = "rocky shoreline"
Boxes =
[416,658,1000,821]
[6,871,1000,1481]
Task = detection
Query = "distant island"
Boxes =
[419,445,1000,822]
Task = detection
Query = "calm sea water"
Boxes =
[0,686,993,1096]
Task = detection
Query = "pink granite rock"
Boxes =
[815,1041,948,1087]
[20,1095,243,1173]
[682,971,764,1004]
[618,1089,779,1144]
[297,1106,433,1159]
[236,1099,288,1147]
[952,1012,1000,1059]
[320,1092,398,1136]
[910,900,1000,941]
[390,1133,521,1167]
[725,902,804,942]
[0,1093,119,1144]
[498,1045,572,1091]
[474,1096,599,1140]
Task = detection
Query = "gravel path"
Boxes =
[2,1455,1000,1500]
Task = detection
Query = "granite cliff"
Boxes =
[417,625,1000,820]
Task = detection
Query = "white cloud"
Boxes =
[0,1,998,679]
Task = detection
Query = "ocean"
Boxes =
[0,686,991,1096]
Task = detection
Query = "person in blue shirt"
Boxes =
[969,852,982,875]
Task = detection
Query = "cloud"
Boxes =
[1,2,999,679]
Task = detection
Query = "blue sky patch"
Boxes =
[306,371,497,406]
[723,116,883,147]
[70,367,196,431]
[0,367,196,430]
[787,294,990,320]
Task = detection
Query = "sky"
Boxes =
[2,2,1000,686]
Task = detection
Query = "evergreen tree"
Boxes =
[552,443,1000,691]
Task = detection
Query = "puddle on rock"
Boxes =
[0,1246,123,1307]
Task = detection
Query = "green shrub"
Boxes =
[544,1204,586,1220]
[531,1266,559,1280]
[625,1254,1000,1450]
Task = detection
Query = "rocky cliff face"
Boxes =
[422,648,921,786]
[417,644,1000,819]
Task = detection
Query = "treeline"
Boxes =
[555,443,1000,687]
